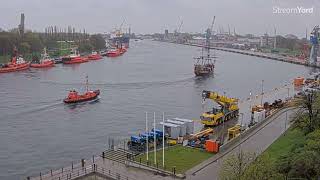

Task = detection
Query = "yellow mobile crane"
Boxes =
[200,90,239,126]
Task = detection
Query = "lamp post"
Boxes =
[261,80,264,106]
[239,113,244,154]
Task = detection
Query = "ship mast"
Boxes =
[85,75,89,92]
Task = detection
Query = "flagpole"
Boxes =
[146,112,148,161]
[162,112,165,168]
[154,112,157,165]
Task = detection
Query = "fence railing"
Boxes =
[27,154,137,180]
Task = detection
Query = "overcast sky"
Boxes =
[1,0,319,37]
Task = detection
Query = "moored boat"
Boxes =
[62,49,88,64]
[106,48,126,57]
[30,48,55,68]
[88,51,102,60]
[0,49,30,73]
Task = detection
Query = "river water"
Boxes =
[0,40,314,179]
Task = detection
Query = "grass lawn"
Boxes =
[134,145,213,174]
[263,128,305,162]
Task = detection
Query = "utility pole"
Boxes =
[261,80,264,106]
[146,112,148,162]
[239,113,244,154]
[162,112,165,168]
[154,112,156,165]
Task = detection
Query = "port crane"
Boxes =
[200,90,239,126]
[309,25,319,65]
[174,19,183,42]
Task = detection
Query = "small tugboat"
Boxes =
[63,76,100,104]
[0,48,30,73]
[194,17,216,77]
[62,48,88,64]
[88,51,102,60]
[106,47,126,57]
[30,48,55,68]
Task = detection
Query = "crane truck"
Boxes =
[200,90,239,126]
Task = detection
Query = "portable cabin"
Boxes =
[173,118,194,134]
[159,122,180,139]
[167,119,187,136]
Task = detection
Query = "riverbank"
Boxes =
[156,40,318,68]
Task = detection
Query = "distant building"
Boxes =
[18,13,25,36]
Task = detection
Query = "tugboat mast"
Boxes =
[85,75,89,92]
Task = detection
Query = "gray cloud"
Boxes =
[0,0,319,37]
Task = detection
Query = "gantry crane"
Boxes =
[200,90,239,126]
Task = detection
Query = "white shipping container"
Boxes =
[173,118,194,134]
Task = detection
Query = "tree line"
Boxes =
[0,29,106,59]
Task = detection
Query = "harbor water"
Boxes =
[0,40,314,179]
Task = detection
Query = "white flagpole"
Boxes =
[162,112,165,168]
[154,112,157,165]
[146,112,148,161]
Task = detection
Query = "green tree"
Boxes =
[19,42,31,54]
[219,151,256,180]
[243,154,281,180]
[89,34,106,50]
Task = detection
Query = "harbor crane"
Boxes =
[309,25,319,65]
[200,90,239,126]
[205,16,216,52]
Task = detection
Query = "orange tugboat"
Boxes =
[30,48,55,68]
[106,47,127,57]
[88,51,102,60]
[0,48,30,73]
[63,76,100,104]
[62,48,88,64]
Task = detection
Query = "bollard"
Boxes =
[102,151,105,158]
[173,167,176,175]
[50,169,53,176]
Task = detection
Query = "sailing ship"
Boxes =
[194,16,216,77]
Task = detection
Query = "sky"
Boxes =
[0,0,319,37]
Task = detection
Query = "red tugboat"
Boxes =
[63,76,100,104]
[0,48,30,73]
[106,47,127,57]
[88,51,102,60]
[62,49,88,64]
[30,48,55,68]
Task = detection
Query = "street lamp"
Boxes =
[261,80,264,106]
[239,113,244,154]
